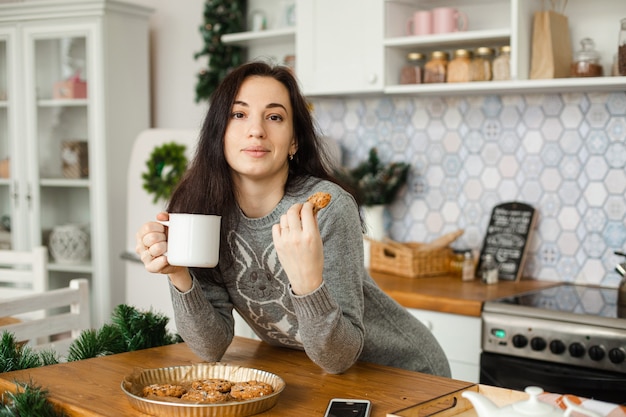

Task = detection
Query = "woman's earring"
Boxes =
[289,153,294,161]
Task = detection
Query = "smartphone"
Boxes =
[323,398,372,417]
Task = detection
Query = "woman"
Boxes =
[136,61,450,377]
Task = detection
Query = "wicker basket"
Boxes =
[369,238,455,278]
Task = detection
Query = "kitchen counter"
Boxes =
[0,337,475,417]
[370,271,560,317]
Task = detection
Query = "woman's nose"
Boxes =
[248,118,266,138]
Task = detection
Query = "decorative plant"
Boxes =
[0,381,64,417]
[1,305,180,369]
[66,304,181,361]
[142,142,187,204]
[335,147,410,206]
[0,332,58,373]
[194,0,245,102]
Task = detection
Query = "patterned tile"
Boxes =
[312,91,626,287]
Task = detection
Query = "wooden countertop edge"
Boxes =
[370,271,561,317]
[384,291,482,316]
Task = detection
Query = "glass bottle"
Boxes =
[462,251,475,281]
[424,51,448,83]
[471,47,494,81]
[447,49,472,83]
[571,38,603,77]
[619,18,626,76]
[492,45,511,81]
[399,52,425,84]
[481,254,499,285]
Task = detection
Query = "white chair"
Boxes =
[0,278,91,358]
[0,246,48,299]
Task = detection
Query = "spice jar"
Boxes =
[619,18,626,76]
[492,45,511,81]
[462,251,475,281]
[399,52,425,84]
[480,254,499,285]
[471,47,494,81]
[423,51,448,83]
[571,38,603,77]
[447,49,472,83]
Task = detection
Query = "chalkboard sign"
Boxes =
[477,202,537,282]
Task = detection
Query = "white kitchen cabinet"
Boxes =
[296,0,384,95]
[224,0,626,97]
[0,0,152,326]
[407,308,481,383]
[222,0,384,96]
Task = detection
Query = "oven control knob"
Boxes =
[569,342,586,358]
[530,337,547,351]
[588,345,605,361]
[512,334,528,348]
[549,340,566,354]
[608,347,626,364]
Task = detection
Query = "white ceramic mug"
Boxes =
[432,7,468,34]
[159,213,221,268]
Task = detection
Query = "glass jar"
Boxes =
[399,52,425,84]
[471,47,494,81]
[492,45,511,81]
[462,251,475,281]
[447,49,472,83]
[571,38,603,77]
[480,254,499,285]
[619,18,626,76]
[423,51,448,83]
[450,249,466,278]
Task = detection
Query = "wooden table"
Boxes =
[0,337,474,416]
[371,272,560,316]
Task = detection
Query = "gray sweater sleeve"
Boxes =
[289,190,367,373]
[168,273,235,361]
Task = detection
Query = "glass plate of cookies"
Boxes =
[121,362,286,417]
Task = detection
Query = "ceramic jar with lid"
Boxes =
[399,52,425,84]
[447,49,472,83]
[471,47,495,81]
[571,38,603,77]
[424,51,449,83]
[492,45,511,81]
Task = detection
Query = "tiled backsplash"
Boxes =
[311,92,626,288]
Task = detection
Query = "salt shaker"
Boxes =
[481,254,499,285]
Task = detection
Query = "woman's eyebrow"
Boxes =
[266,103,287,112]
[233,100,286,111]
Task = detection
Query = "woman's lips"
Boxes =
[242,147,269,158]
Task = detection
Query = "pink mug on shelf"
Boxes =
[432,7,468,34]
[406,10,432,36]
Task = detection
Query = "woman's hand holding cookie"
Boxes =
[271,192,331,295]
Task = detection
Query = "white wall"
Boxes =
[125,0,209,129]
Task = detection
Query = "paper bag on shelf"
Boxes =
[529,5,572,79]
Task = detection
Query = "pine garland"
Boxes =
[194,0,246,102]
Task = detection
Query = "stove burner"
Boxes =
[494,284,621,319]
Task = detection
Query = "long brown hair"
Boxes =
[167,61,350,267]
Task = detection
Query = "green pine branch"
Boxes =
[194,0,245,102]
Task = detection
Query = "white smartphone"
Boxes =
[323,398,372,417]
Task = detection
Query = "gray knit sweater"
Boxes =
[169,177,451,377]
